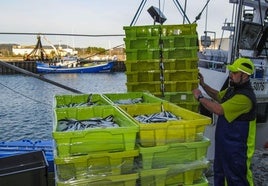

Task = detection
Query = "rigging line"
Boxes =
[183,0,187,24]
[173,0,190,24]
[130,0,147,26]
[172,0,184,20]
[134,0,147,26]
[0,32,125,37]
[0,81,52,106]
[172,0,190,24]
[193,0,211,23]
[161,0,166,14]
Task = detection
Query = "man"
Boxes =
[192,57,256,186]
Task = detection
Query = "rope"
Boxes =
[0,81,52,106]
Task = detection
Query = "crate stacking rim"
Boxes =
[118,102,212,147]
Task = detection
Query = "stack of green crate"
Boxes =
[52,94,140,186]
[118,101,211,186]
[123,24,200,112]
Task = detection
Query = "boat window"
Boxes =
[238,21,262,50]
[256,102,268,123]
[256,24,268,56]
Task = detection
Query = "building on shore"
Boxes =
[12,44,78,58]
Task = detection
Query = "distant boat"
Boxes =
[36,60,115,73]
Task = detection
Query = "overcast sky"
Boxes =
[0,0,234,49]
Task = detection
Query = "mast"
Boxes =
[232,0,243,62]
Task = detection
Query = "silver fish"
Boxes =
[134,111,181,124]
[57,115,119,131]
[114,97,143,104]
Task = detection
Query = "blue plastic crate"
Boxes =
[0,140,54,172]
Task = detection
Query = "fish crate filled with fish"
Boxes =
[161,35,198,48]
[137,137,210,170]
[56,172,139,186]
[52,105,139,157]
[123,25,161,38]
[54,149,139,181]
[118,102,211,147]
[125,58,198,72]
[103,92,163,105]
[54,93,110,108]
[138,161,209,186]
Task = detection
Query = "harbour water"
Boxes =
[0,72,127,141]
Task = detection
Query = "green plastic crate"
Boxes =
[162,47,198,59]
[161,24,197,36]
[56,172,139,186]
[124,37,160,49]
[55,149,139,181]
[125,60,160,72]
[155,92,196,103]
[123,24,197,38]
[126,69,198,82]
[155,92,199,112]
[126,49,161,61]
[164,80,199,92]
[118,102,211,147]
[124,25,161,38]
[177,102,200,113]
[126,80,198,95]
[138,138,210,169]
[164,69,198,81]
[103,92,163,105]
[163,58,198,70]
[139,161,209,185]
[54,94,110,108]
[53,106,139,157]
[125,58,198,72]
[126,71,161,82]
[162,35,198,48]
[126,81,161,93]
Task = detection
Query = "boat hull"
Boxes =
[36,61,115,73]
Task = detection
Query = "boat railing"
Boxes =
[198,58,227,72]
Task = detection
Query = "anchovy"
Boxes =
[57,115,119,131]
[114,98,143,104]
[57,94,104,108]
[134,111,181,124]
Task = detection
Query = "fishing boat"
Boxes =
[36,60,115,73]
[198,0,268,158]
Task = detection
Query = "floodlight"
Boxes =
[147,6,167,24]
